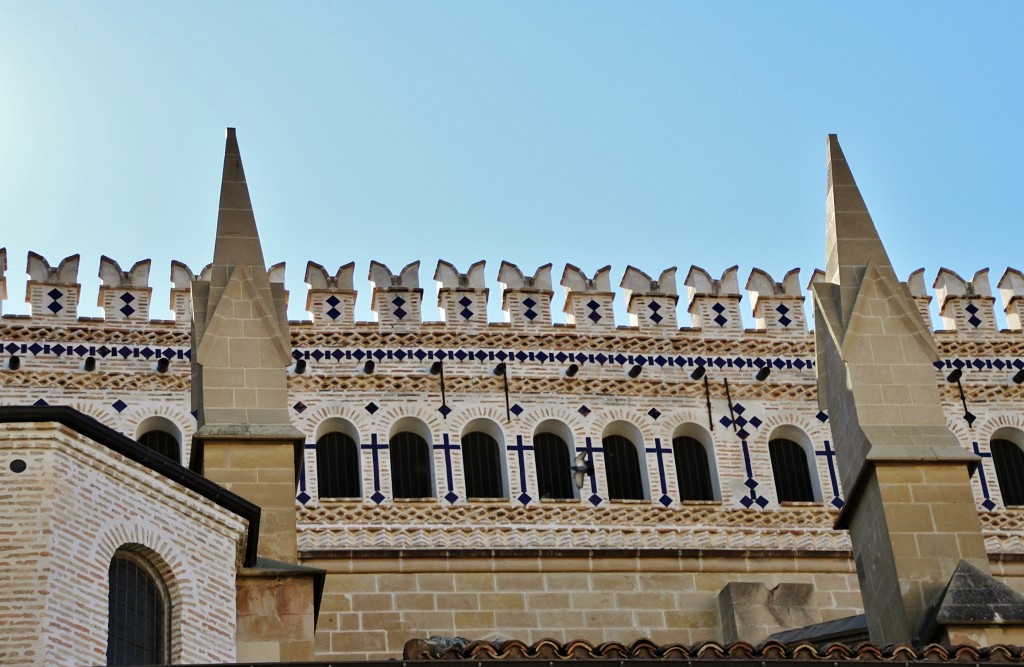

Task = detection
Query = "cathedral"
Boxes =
[2,130,1024,665]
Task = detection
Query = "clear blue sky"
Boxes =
[1,2,1021,325]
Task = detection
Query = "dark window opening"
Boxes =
[106,555,168,666]
[462,432,504,499]
[603,435,645,500]
[992,438,1024,506]
[390,432,433,499]
[534,432,574,500]
[770,438,816,503]
[138,430,179,464]
[673,436,715,501]
[317,431,361,498]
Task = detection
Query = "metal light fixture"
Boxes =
[627,364,643,379]
[362,360,376,374]
[429,361,443,375]
[690,367,706,381]
[293,359,307,374]
[692,366,713,430]
[83,357,97,372]
[563,363,579,378]
[155,357,170,374]
[6,356,20,371]
[755,366,771,382]
[946,368,975,427]
[1013,368,1024,385]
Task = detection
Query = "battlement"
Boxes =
[3,250,1024,339]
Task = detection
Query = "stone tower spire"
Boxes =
[813,135,1024,646]
[190,129,303,562]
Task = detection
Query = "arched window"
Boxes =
[673,436,715,501]
[106,552,169,665]
[390,431,433,499]
[770,438,816,503]
[603,435,645,500]
[138,431,180,464]
[462,431,504,499]
[992,438,1024,506]
[316,431,361,498]
[534,432,574,500]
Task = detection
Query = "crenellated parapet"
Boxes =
[498,262,553,328]
[906,268,933,330]
[685,265,742,337]
[561,264,614,331]
[621,266,678,330]
[434,260,488,330]
[934,268,996,335]
[305,261,356,327]
[745,268,805,335]
[170,261,201,326]
[98,256,152,324]
[26,252,80,320]
[369,261,422,329]
[997,268,1024,332]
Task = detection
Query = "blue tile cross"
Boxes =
[434,434,460,504]
[576,437,603,506]
[361,435,388,505]
[296,447,312,505]
[646,437,673,507]
[739,440,769,509]
[814,440,844,508]
[508,436,534,506]
[971,441,997,511]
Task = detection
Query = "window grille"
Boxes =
[138,430,179,464]
[603,435,645,500]
[462,432,504,499]
[769,438,815,502]
[317,432,361,498]
[390,432,433,499]
[533,432,574,500]
[673,436,715,501]
[992,438,1024,506]
[106,555,168,665]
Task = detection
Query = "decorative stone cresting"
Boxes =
[934,268,996,334]
[435,260,488,330]
[369,260,422,328]
[561,264,614,332]
[26,251,80,320]
[745,268,804,336]
[621,266,678,330]
[498,261,553,328]
[685,265,742,337]
[907,268,933,330]
[98,256,152,324]
[305,261,356,326]
[997,268,1024,331]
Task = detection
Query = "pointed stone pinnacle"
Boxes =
[213,127,267,273]
[825,134,896,331]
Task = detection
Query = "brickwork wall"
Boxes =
[303,554,864,661]
[0,421,247,666]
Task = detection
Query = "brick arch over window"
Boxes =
[389,417,434,500]
[533,420,575,501]
[672,423,717,502]
[461,418,506,499]
[602,421,647,501]
[106,545,173,666]
[991,428,1024,506]
[769,426,819,503]
[315,417,361,499]
[135,417,181,464]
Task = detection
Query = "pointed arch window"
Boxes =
[137,430,180,464]
[673,436,715,501]
[992,438,1024,506]
[390,431,433,499]
[603,435,645,500]
[534,432,574,500]
[462,431,504,499]
[106,551,170,665]
[770,438,816,503]
[317,432,361,498]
